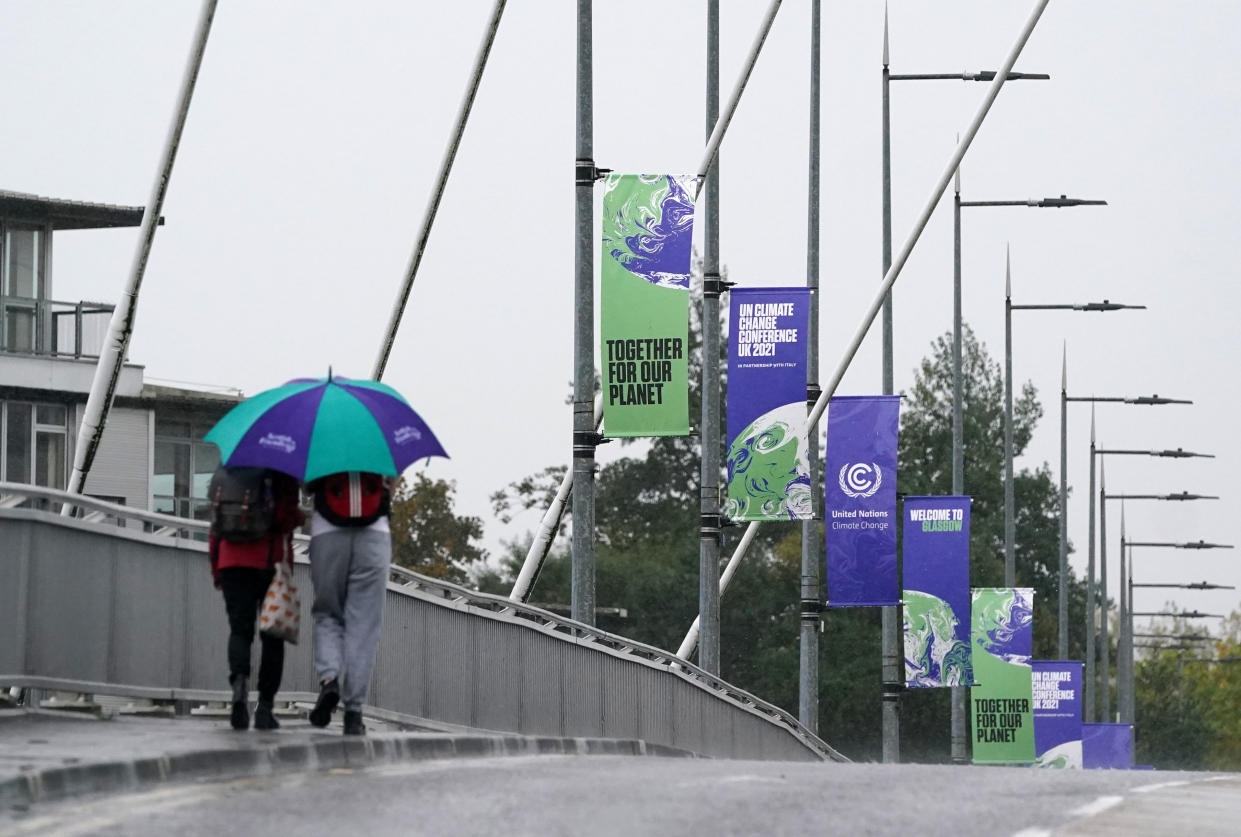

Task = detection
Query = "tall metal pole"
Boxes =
[698,0,723,676]
[67,0,218,500]
[571,0,596,626]
[950,158,967,763]
[799,0,822,732]
[1003,248,1015,585]
[1118,507,1129,722]
[1098,459,1110,719]
[373,0,508,380]
[1125,539,1136,723]
[1059,346,1069,660]
[879,5,901,764]
[1085,407,1097,721]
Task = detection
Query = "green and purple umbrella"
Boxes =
[205,374,447,482]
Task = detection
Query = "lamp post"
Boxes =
[1083,417,1208,721]
[1098,483,1220,720]
[1002,272,1145,660]
[1062,380,1187,663]
[881,11,1048,764]
[1003,260,1139,591]
[1121,539,1232,723]
[957,202,1106,570]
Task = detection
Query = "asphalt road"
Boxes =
[2,755,1235,837]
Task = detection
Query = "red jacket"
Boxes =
[209,473,305,586]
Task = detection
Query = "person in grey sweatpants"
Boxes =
[307,508,391,735]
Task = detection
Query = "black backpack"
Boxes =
[209,466,276,542]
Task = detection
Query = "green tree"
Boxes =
[1134,611,1241,771]
[389,474,487,584]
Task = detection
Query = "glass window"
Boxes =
[36,404,66,427]
[34,431,66,489]
[3,306,35,353]
[5,402,31,483]
[3,229,40,299]
[153,439,190,503]
[192,442,219,500]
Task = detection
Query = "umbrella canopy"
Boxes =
[205,375,447,482]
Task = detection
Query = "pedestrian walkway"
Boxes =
[0,708,692,810]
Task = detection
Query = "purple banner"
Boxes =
[825,396,899,607]
[724,288,811,521]
[1083,723,1134,769]
[1033,661,1083,768]
[902,496,971,687]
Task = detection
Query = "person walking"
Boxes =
[208,467,304,731]
[306,471,393,735]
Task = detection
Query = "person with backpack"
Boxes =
[208,466,304,731]
[305,471,393,736]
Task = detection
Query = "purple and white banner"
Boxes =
[902,496,972,688]
[825,395,899,607]
[1033,660,1083,769]
[725,287,811,521]
[1083,723,1134,770]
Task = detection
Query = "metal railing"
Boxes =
[0,483,843,762]
[0,298,114,359]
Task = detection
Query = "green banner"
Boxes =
[600,174,696,438]
[971,587,1036,764]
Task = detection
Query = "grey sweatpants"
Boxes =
[309,527,391,712]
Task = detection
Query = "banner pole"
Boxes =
[799,0,823,734]
[697,0,723,676]
[511,1,785,602]
[66,0,218,506]
[674,0,1054,663]
[571,0,597,626]
[373,0,508,380]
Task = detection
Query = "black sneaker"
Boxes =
[230,676,249,731]
[343,710,366,736]
[309,679,339,728]
[254,700,280,731]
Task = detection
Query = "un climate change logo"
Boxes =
[838,463,882,498]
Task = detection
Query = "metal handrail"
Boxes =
[0,482,844,761]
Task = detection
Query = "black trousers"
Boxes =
[219,567,284,701]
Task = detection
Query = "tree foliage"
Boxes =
[389,474,487,584]
[1135,611,1241,770]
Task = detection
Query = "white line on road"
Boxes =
[1011,828,1051,837]
[1132,780,1191,794]
[1070,795,1124,818]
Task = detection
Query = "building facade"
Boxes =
[0,189,240,518]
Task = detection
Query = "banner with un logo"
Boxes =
[825,395,899,607]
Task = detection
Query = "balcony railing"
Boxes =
[0,297,115,360]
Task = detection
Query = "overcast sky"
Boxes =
[6,1,1240,628]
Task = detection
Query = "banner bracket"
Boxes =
[806,383,822,409]
[575,158,611,184]
[572,430,609,457]
[699,512,724,545]
[702,272,735,298]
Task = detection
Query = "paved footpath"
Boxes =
[0,708,689,811]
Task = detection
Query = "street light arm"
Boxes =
[1125,395,1193,405]
[889,70,1050,81]
[1037,195,1108,208]
[1075,302,1146,312]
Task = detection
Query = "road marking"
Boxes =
[1132,780,1191,794]
[1070,795,1124,818]
[1011,829,1051,837]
